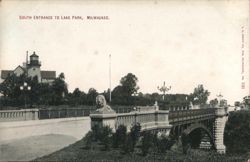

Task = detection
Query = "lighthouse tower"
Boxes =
[27,51,42,82]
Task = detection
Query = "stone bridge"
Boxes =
[90,101,228,154]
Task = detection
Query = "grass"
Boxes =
[33,137,249,162]
[0,134,77,161]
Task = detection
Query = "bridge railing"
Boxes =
[91,103,172,134]
[96,109,172,132]
[169,108,216,123]
[0,109,39,122]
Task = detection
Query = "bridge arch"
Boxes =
[182,123,214,149]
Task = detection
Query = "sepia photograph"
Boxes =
[0,0,249,161]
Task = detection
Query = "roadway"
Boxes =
[0,117,90,161]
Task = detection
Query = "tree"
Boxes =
[209,98,218,107]
[224,111,250,153]
[52,73,68,105]
[37,83,53,106]
[86,88,98,105]
[190,84,210,105]
[111,73,139,105]
[120,73,139,96]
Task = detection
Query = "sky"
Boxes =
[0,0,249,104]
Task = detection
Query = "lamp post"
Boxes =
[20,82,31,109]
[216,93,223,107]
[157,81,171,100]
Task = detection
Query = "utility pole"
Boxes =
[109,54,112,102]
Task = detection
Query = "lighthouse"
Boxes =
[27,51,42,82]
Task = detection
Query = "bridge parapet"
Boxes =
[0,109,39,122]
[116,110,171,132]
[169,108,216,124]
[90,95,172,135]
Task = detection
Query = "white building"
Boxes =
[1,51,56,84]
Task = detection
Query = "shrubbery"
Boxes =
[85,124,176,157]
[112,125,127,148]
[141,131,154,156]
[224,110,250,154]
[85,125,113,150]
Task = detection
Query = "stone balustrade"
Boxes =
[90,104,172,136]
[0,109,39,122]
[116,110,171,132]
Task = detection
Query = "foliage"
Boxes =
[35,122,249,162]
[111,73,140,105]
[155,134,175,153]
[51,73,68,105]
[84,131,94,149]
[0,72,69,107]
[224,110,250,154]
[86,88,98,105]
[181,133,191,154]
[130,123,141,148]
[190,84,210,105]
[120,73,139,96]
[101,126,113,150]
[209,98,218,107]
[113,125,127,148]
[122,132,134,154]
[141,131,154,156]
[91,125,113,150]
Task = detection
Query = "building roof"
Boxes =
[41,71,56,79]
[30,52,39,57]
[1,70,13,79]
[1,70,56,80]
[14,65,26,72]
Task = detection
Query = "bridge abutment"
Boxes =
[213,107,228,154]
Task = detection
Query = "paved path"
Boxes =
[0,117,90,161]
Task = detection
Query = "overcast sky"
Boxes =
[0,0,249,104]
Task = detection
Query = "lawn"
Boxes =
[34,110,250,162]
[33,137,248,162]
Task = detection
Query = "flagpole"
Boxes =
[109,54,112,102]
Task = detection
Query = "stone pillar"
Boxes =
[214,107,228,154]
[90,113,117,131]
[90,95,117,132]
[32,109,39,120]
[155,110,172,136]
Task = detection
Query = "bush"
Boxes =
[122,133,134,154]
[91,125,102,141]
[130,123,141,148]
[181,133,191,154]
[91,125,113,150]
[141,131,154,156]
[224,110,250,154]
[113,125,127,148]
[155,134,174,153]
[84,131,94,149]
[99,126,113,150]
